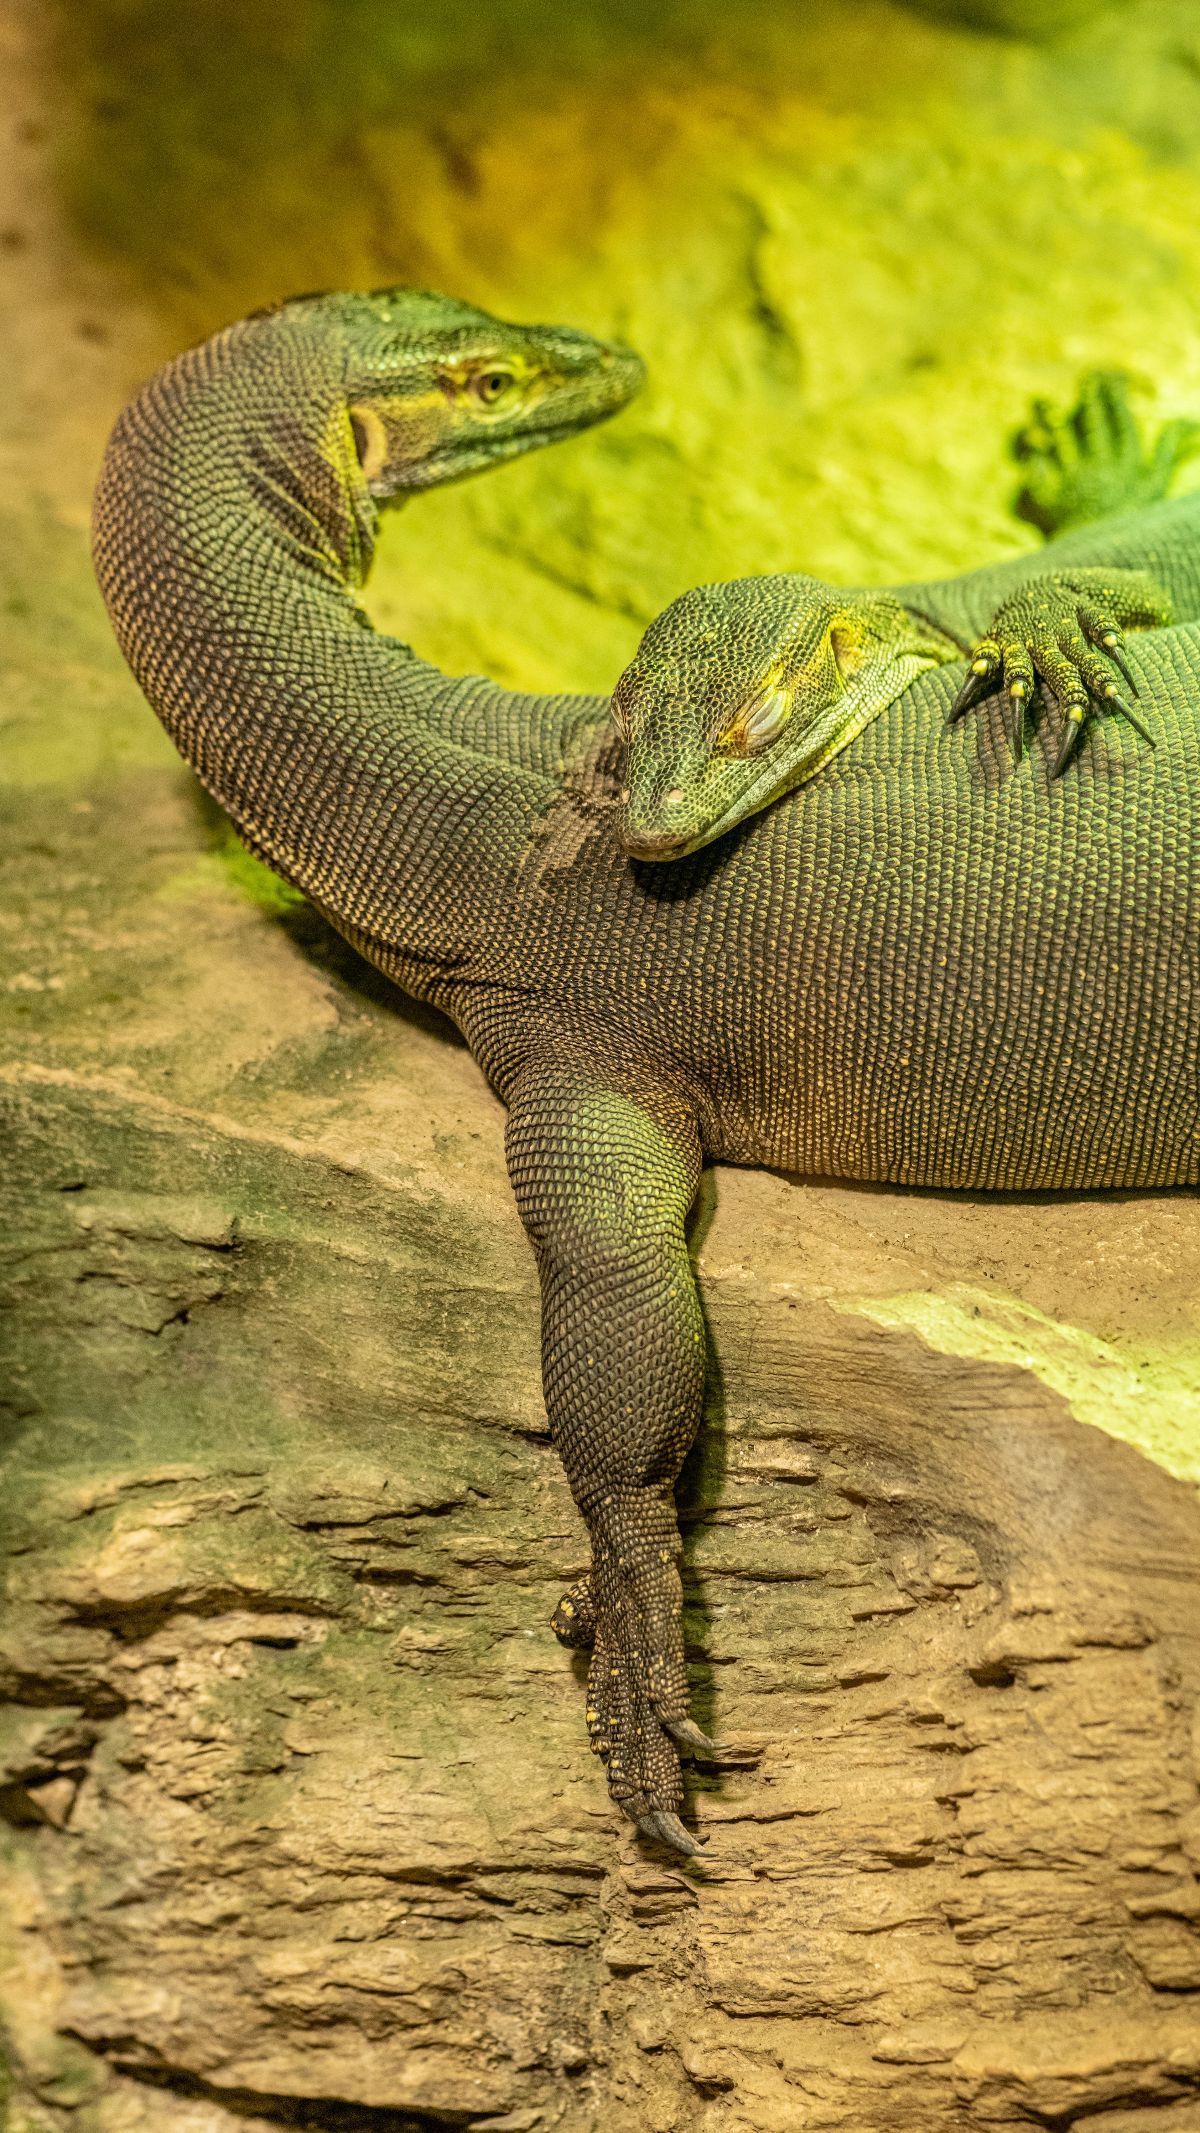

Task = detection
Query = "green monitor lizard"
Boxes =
[93,292,1200,1856]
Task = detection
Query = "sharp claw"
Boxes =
[637,1808,703,1857]
[663,1716,720,1758]
[948,659,996,723]
[1053,706,1087,778]
[1007,680,1027,761]
[1103,688,1156,748]
[1101,634,1139,695]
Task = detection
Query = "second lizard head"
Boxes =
[611,575,950,861]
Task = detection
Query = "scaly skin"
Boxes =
[93,295,1200,1856]
[616,373,1194,859]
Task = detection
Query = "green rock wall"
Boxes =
[48,0,1200,695]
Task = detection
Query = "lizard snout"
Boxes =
[622,785,693,862]
[624,827,688,860]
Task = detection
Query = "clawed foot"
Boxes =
[948,570,1169,776]
[1013,370,1200,537]
[552,1547,717,1858]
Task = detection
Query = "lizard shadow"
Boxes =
[679,1167,726,1747]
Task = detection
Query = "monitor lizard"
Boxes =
[93,292,1200,1855]
[614,373,1200,860]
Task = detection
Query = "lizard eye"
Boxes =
[472,369,516,405]
[718,682,791,756]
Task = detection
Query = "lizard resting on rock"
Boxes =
[94,293,1200,1855]
[615,373,1200,860]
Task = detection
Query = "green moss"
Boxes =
[159,830,307,916]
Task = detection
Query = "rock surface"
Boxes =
[3,0,1200,2126]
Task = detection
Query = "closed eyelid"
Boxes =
[716,682,792,755]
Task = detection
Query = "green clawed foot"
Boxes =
[1012,370,1200,537]
[569,1541,711,1857]
[948,569,1168,776]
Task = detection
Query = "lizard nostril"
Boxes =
[664,786,685,806]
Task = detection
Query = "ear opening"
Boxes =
[829,621,867,681]
[348,403,388,484]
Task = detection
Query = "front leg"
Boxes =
[948,567,1172,775]
[1013,370,1200,538]
[505,1045,710,1855]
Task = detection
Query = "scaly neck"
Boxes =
[93,314,550,996]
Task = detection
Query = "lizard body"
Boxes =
[93,295,1200,1852]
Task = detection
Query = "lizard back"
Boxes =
[92,302,1200,1196]
[502,653,1200,1193]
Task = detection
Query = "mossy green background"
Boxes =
[49,0,1200,705]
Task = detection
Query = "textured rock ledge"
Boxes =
[5,930,1200,2129]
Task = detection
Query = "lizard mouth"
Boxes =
[621,694,892,862]
[622,758,796,862]
[401,416,613,488]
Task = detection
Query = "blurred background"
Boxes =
[11,0,1200,732]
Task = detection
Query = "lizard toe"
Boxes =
[582,1543,721,1843]
[663,1714,720,1758]
[552,1572,596,1649]
[635,1807,703,1857]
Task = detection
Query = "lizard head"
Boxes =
[260,288,645,498]
[611,575,946,860]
